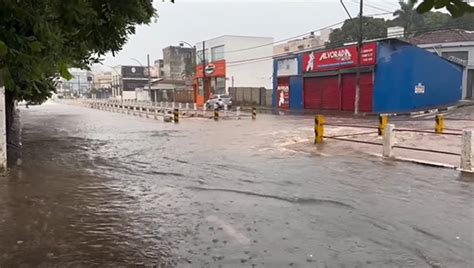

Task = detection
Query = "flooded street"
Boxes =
[0,102,473,267]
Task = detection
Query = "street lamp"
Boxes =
[130,58,144,67]
[131,56,152,101]
[179,41,194,48]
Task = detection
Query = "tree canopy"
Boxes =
[0,0,156,103]
[327,0,474,48]
[326,17,387,49]
[412,0,474,17]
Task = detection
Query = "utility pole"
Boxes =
[354,0,363,115]
[202,41,206,99]
[147,54,151,101]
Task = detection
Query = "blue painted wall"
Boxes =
[289,76,303,109]
[272,60,278,108]
[273,56,304,109]
[374,40,463,113]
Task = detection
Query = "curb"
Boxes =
[382,105,458,118]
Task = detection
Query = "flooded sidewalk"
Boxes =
[0,102,472,267]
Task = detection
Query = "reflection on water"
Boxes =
[0,103,472,267]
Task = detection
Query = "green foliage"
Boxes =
[326,17,387,48]
[327,1,474,48]
[411,0,474,17]
[0,0,156,102]
[391,1,425,36]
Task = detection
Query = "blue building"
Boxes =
[273,39,463,113]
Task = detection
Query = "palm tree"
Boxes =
[392,1,424,37]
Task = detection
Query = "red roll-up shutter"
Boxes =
[321,76,340,110]
[304,76,339,110]
[341,73,373,112]
[304,77,322,109]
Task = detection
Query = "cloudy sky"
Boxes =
[97,0,399,70]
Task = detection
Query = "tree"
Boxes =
[0,0,156,157]
[0,0,155,103]
[389,2,474,36]
[411,0,474,17]
[326,17,387,48]
[392,1,425,36]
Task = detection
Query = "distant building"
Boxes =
[387,26,405,38]
[93,72,112,90]
[273,30,331,57]
[62,68,93,95]
[409,29,474,100]
[154,59,165,78]
[111,65,149,100]
[162,46,196,79]
[194,35,274,105]
[92,71,112,99]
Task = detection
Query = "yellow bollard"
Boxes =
[173,108,179,123]
[435,115,444,134]
[314,115,325,144]
[252,107,257,120]
[214,108,219,121]
[378,115,388,136]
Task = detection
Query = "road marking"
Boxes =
[206,215,251,245]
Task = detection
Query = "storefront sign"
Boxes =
[303,43,377,72]
[121,65,146,78]
[415,83,425,94]
[277,85,290,109]
[277,58,298,77]
[196,60,226,78]
[205,64,215,75]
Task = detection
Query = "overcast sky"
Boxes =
[96,0,399,71]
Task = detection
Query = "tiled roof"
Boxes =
[409,29,474,44]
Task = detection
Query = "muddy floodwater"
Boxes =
[0,103,473,267]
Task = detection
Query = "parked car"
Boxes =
[205,95,232,110]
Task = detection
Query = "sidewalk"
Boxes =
[277,105,474,169]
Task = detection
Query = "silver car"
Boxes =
[205,94,233,110]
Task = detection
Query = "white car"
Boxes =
[205,95,233,110]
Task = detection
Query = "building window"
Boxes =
[441,51,468,62]
[211,45,224,62]
[210,77,225,95]
[197,49,209,64]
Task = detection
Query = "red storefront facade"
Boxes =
[302,43,377,112]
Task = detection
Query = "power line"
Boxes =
[225,22,474,67]
[349,0,393,13]
[221,11,392,56]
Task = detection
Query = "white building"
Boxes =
[62,68,93,95]
[194,35,273,105]
[273,29,331,56]
[410,29,474,100]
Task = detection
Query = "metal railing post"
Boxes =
[383,124,395,158]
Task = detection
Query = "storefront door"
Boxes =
[341,72,374,112]
[304,76,339,110]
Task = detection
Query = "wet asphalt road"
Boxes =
[0,103,473,267]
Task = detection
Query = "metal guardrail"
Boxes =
[314,114,474,171]
[72,99,257,123]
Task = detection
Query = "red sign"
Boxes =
[277,84,290,109]
[303,43,377,72]
[195,60,226,78]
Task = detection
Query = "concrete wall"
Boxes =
[418,41,474,99]
[228,87,271,106]
[0,85,6,172]
[162,46,195,79]
[196,35,274,92]
[374,40,463,113]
